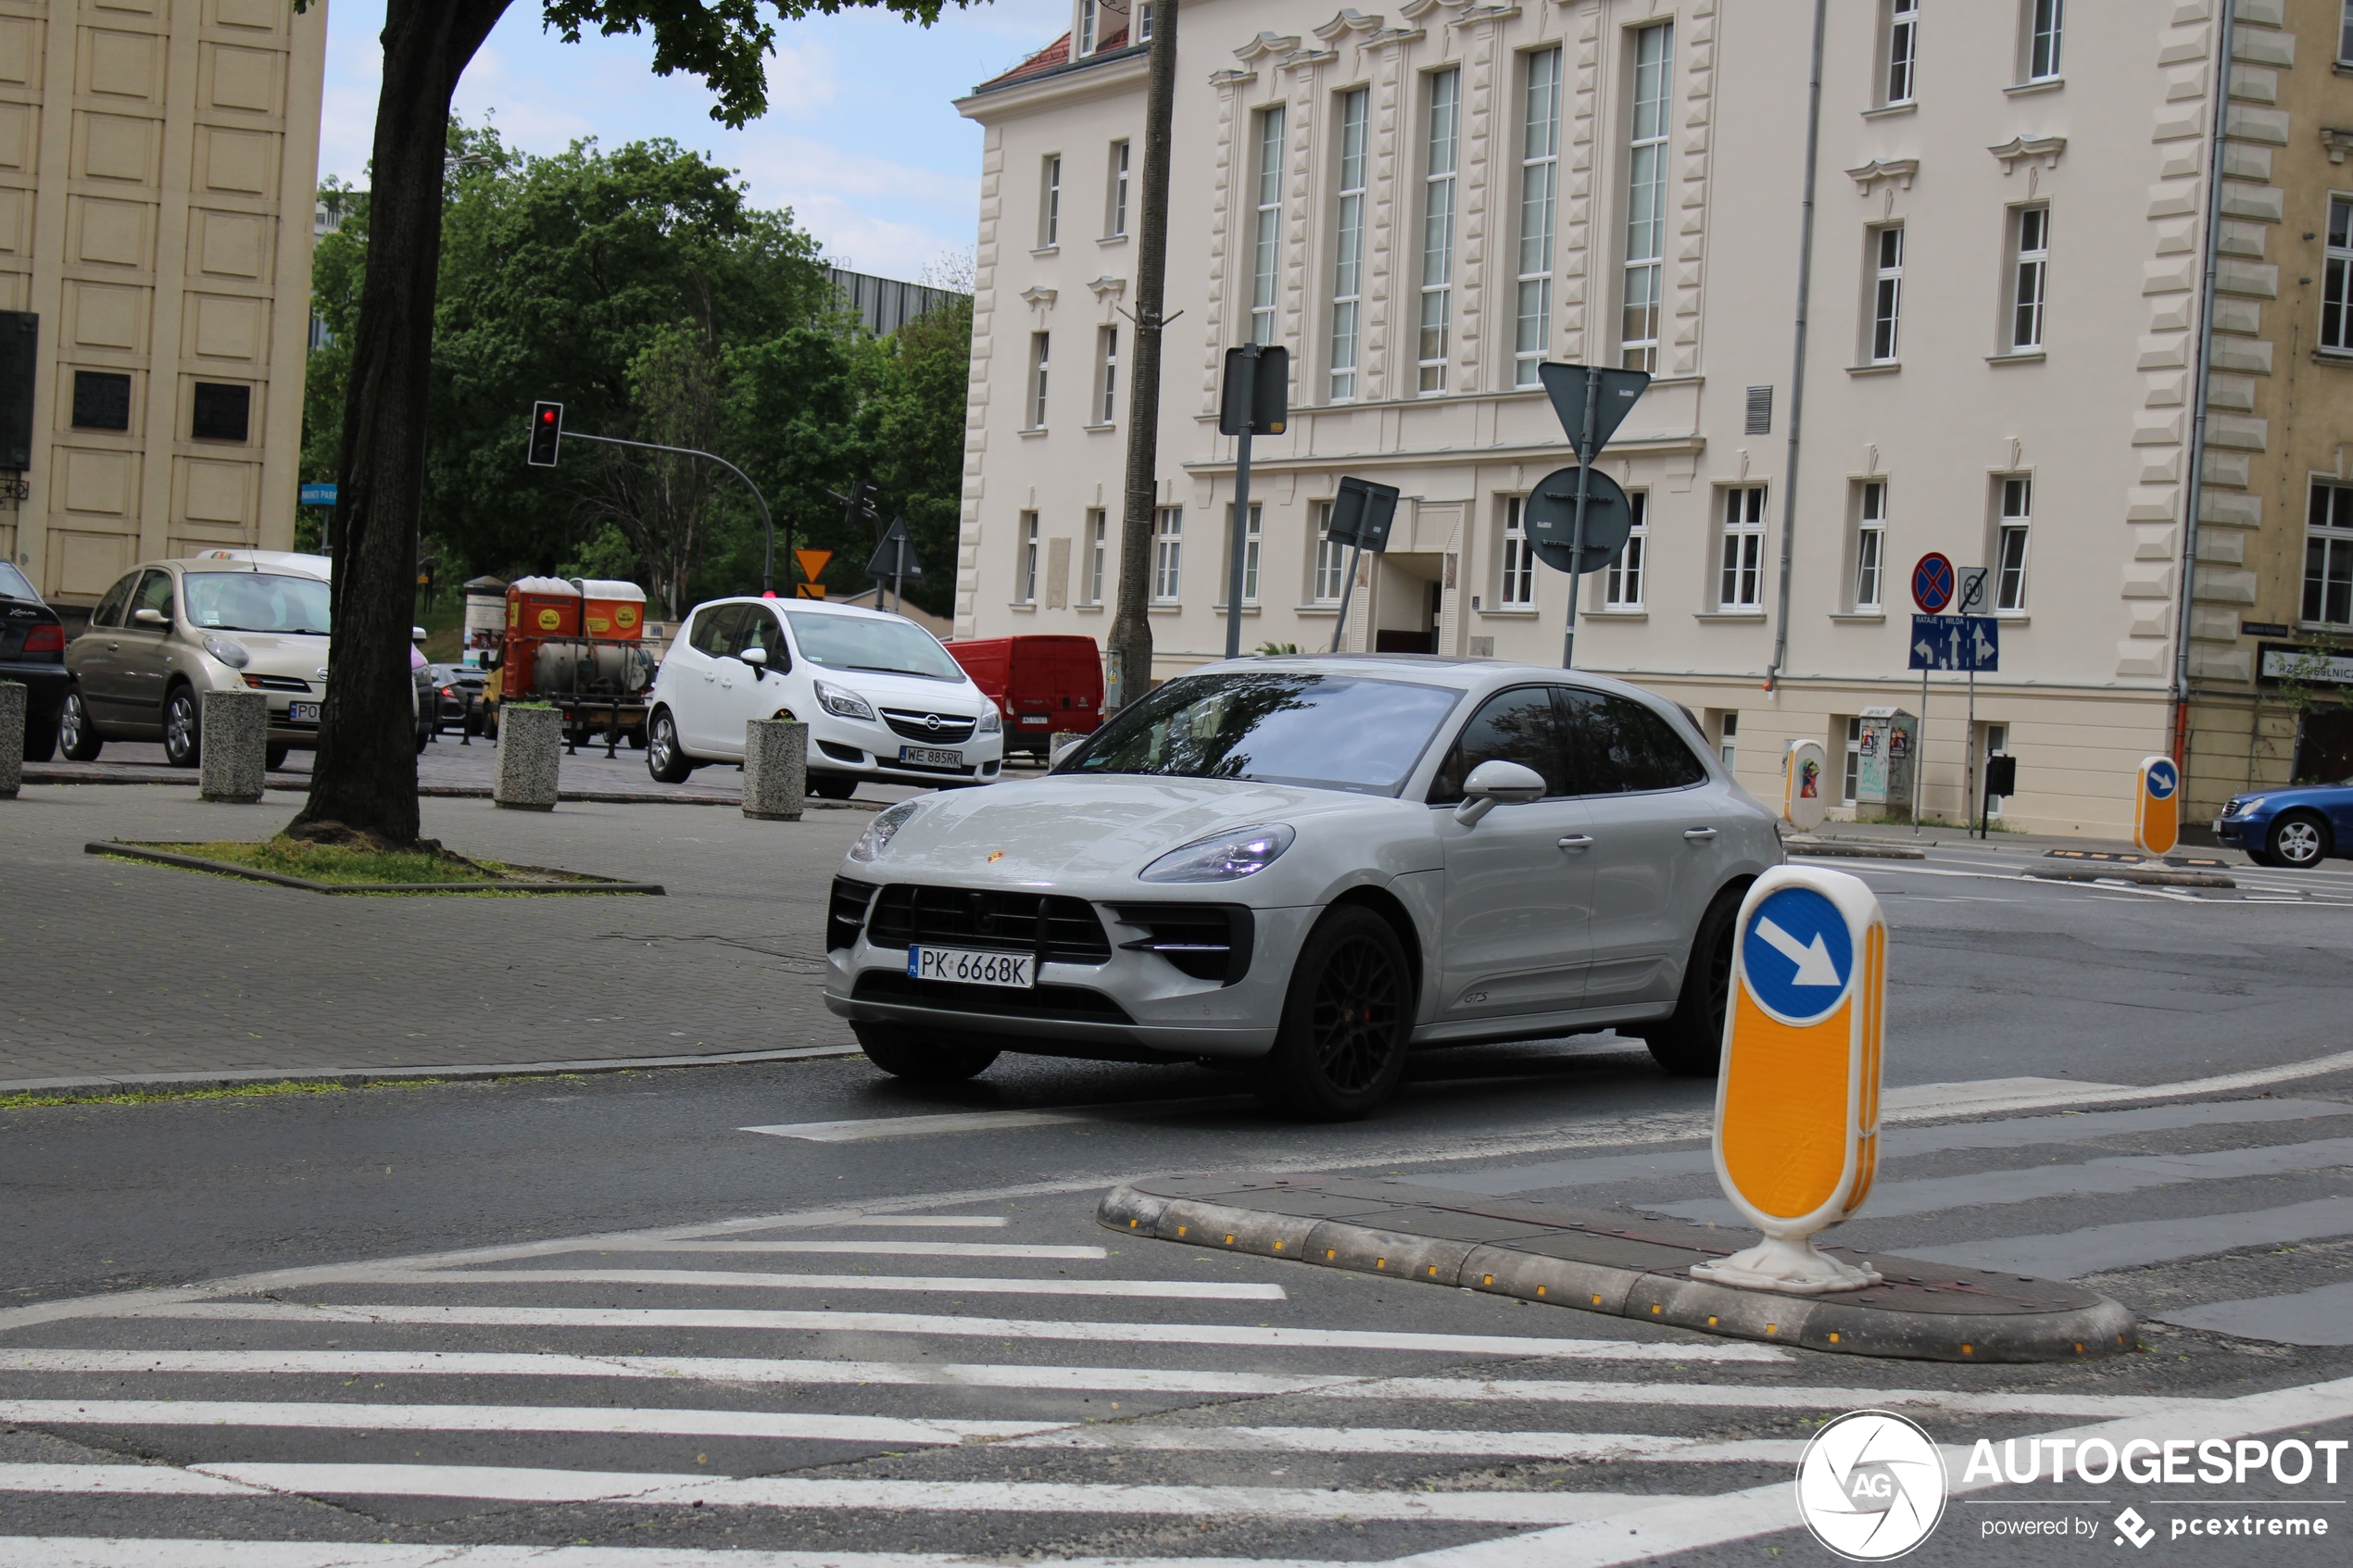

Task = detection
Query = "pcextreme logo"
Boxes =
[1796,1410,1949,1561]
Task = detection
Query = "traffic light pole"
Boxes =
[1564,366,1599,671]
[1227,420,1253,661]
[559,431,778,597]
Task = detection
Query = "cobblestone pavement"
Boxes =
[2,787,874,1086]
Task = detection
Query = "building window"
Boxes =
[1079,0,1098,55]
[1250,106,1286,346]
[1419,68,1461,395]
[1621,22,1672,373]
[1605,491,1648,608]
[2009,206,2049,351]
[1516,46,1562,388]
[2342,0,2353,65]
[1884,0,1919,106]
[1095,325,1119,424]
[1718,711,1739,771]
[1718,485,1766,610]
[1855,481,1887,610]
[1108,140,1129,238]
[71,370,132,432]
[191,382,251,443]
[1138,2,1151,42]
[1842,716,1864,806]
[1500,497,1536,608]
[1995,476,2032,611]
[2322,196,2352,354]
[1224,501,1263,605]
[1152,507,1183,602]
[1027,332,1051,429]
[1869,225,1904,363]
[1312,502,1345,603]
[1085,508,1107,605]
[2304,482,2353,626]
[1018,511,1039,605]
[1329,87,1370,401]
[1039,155,1061,248]
[2023,0,2064,82]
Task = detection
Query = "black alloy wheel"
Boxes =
[1256,904,1412,1122]
[1638,884,1744,1078]
[161,685,201,768]
[57,690,101,761]
[646,709,694,784]
[2269,811,2331,870]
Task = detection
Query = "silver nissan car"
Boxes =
[824,655,1783,1120]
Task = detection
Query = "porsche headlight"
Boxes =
[202,633,251,670]
[848,798,923,863]
[1139,824,1296,883]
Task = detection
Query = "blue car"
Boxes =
[2213,781,2353,868]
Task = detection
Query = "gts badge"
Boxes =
[1462,991,1489,1005]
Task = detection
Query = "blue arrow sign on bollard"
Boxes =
[1742,885,1856,1025]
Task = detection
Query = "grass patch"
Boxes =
[148,836,509,885]
[0,1077,447,1110]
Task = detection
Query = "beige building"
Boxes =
[956,1,2260,839]
[0,0,326,609]
[2178,0,2353,816]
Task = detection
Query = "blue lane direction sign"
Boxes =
[1911,553,1955,615]
[1742,885,1856,1025]
[298,483,337,507]
[1907,614,1999,672]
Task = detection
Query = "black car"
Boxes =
[426,662,486,733]
[0,561,68,760]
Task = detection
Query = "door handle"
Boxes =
[1683,827,1720,841]
[107,641,120,651]
[1557,834,1593,850]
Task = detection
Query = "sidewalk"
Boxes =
[1800,814,2251,864]
[2,786,872,1090]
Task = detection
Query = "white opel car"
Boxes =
[646,596,1003,797]
[824,656,1783,1119]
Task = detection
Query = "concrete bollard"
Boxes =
[743,718,808,822]
[198,688,267,803]
[494,704,561,810]
[1048,730,1085,769]
[0,681,22,797]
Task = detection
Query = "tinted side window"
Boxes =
[688,604,742,657]
[1564,689,1709,793]
[1428,685,1572,803]
[733,606,789,670]
[131,570,176,626]
[92,572,138,629]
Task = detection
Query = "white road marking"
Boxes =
[0,1399,1065,1444]
[125,1302,1787,1361]
[0,1465,264,1496]
[0,1545,1331,1568]
[366,1269,1283,1301]
[999,1426,1776,1460]
[542,1240,1106,1260]
[796,1216,1007,1228]
[744,1098,1246,1142]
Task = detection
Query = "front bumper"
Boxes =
[824,897,1318,1060]
[806,710,1005,786]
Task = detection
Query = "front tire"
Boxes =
[646,708,695,784]
[21,707,57,762]
[161,685,201,768]
[58,689,101,761]
[808,771,859,800]
[265,742,290,771]
[1254,904,1412,1122]
[2269,811,2331,870]
[1639,884,1743,1078]
[852,1022,1000,1083]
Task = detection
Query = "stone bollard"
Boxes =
[743,718,808,822]
[198,688,267,803]
[1048,730,1085,768]
[0,682,22,798]
[494,703,561,810]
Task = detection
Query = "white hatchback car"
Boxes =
[825,655,1783,1119]
[646,596,1004,797]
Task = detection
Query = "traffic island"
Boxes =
[1098,1173,2133,1363]
[86,838,663,896]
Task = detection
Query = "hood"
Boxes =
[865,773,1387,883]
[229,633,332,678]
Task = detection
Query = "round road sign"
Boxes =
[1740,884,1856,1026]
[1911,553,1955,615]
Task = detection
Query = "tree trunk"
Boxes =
[289,0,510,847]
[1105,0,1176,715]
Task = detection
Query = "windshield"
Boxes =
[1071,671,1463,796]
[183,572,333,634]
[0,561,35,601]
[786,612,963,682]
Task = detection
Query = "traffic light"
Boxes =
[525,401,563,467]
[838,478,882,537]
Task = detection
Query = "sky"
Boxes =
[319,0,1075,282]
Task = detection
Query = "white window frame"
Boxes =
[2304,482,2353,628]
[1855,482,1887,611]
[1500,496,1536,608]
[1078,0,1098,56]
[1718,710,1739,771]
[1095,324,1119,425]
[1249,106,1286,347]
[1223,501,1263,606]
[1018,511,1040,605]
[1418,68,1461,395]
[2322,194,2352,355]
[1620,23,1672,373]
[1027,332,1051,429]
[1869,224,1904,364]
[1995,476,2032,612]
[1515,46,1562,388]
[2009,205,2048,352]
[1107,140,1129,238]
[1605,491,1648,608]
[1137,3,1151,43]
[1040,155,1062,249]
[1151,506,1183,603]
[1842,716,1863,806]
[1884,0,1919,106]
[1085,508,1107,605]
[1312,502,1346,604]
[2023,0,2064,83]
[1718,485,1766,610]
[1328,87,1370,402]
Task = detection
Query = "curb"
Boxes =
[18,771,879,810]
[0,1044,864,1099]
[1784,841,1927,860]
[87,840,665,896]
[2021,865,2235,888]
[1099,1174,2134,1364]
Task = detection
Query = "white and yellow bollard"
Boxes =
[1781,739,1829,833]
[1690,865,1887,1295]
[2133,755,2181,857]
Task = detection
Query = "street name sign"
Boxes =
[298,483,337,507]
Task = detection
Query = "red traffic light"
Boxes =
[525,401,564,467]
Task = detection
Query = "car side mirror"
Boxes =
[740,646,767,679]
[132,607,167,627]
[411,626,427,642]
[1454,759,1547,826]
[1050,739,1084,770]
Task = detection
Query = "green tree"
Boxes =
[852,294,971,615]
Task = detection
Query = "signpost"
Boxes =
[1907,554,1953,834]
[1908,606,2000,835]
[863,521,924,613]
[1218,345,1290,660]
[1321,476,1399,653]
[792,548,832,601]
[1535,362,1651,668]
[298,483,337,508]
[1690,867,1888,1296]
[1782,739,1829,834]
[2133,756,2181,857]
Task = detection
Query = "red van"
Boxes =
[947,634,1104,759]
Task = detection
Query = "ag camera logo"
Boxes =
[1796,1411,1948,1561]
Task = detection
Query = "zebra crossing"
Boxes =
[3,1083,2350,1567]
